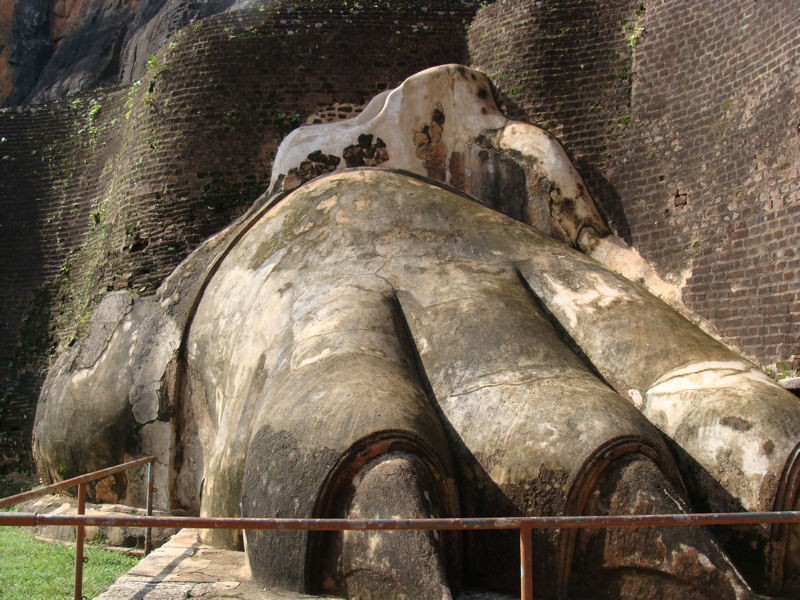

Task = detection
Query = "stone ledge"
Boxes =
[780,377,800,398]
[95,527,515,599]
[20,493,179,549]
[96,528,339,600]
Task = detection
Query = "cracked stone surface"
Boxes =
[33,66,800,599]
[34,292,180,506]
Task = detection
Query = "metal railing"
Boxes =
[3,460,800,600]
[0,456,156,600]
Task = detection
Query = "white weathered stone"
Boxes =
[269,65,609,251]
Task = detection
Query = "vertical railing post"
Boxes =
[144,459,155,556]
[74,482,87,600]
[520,524,534,600]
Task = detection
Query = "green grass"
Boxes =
[0,521,139,599]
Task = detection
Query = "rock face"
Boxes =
[1,0,237,106]
[34,67,800,598]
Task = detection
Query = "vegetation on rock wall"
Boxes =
[0,0,481,471]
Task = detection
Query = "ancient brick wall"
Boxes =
[624,0,799,370]
[0,92,115,466]
[0,0,480,468]
[469,0,799,369]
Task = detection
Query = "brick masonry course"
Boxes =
[468,0,799,371]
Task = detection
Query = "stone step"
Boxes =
[95,527,516,600]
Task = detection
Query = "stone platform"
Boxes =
[95,528,514,599]
[95,528,334,600]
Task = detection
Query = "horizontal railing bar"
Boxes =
[0,456,156,510]
[2,510,800,531]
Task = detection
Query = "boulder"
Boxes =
[34,66,800,598]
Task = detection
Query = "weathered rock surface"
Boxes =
[270,64,694,317]
[187,169,755,598]
[22,493,178,549]
[33,66,800,598]
[269,64,609,251]
[34,290,180,507]
[518,251,800,590]
[1,0,239,106]
[33,168,774,598]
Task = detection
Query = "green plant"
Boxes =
[70,97,102,139]
[616,69,634,81]
[88,99,102,123]
[146,55,170,80]
[276,111,305,135]
[124,80,142,120]
[766,362,795,381]
[227,26,260,40]
[624,23,645,48]
[623,4,646,48]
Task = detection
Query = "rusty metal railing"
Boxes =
[0,456,156,600]
[4,465,800,599]
[3,509,800,599]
